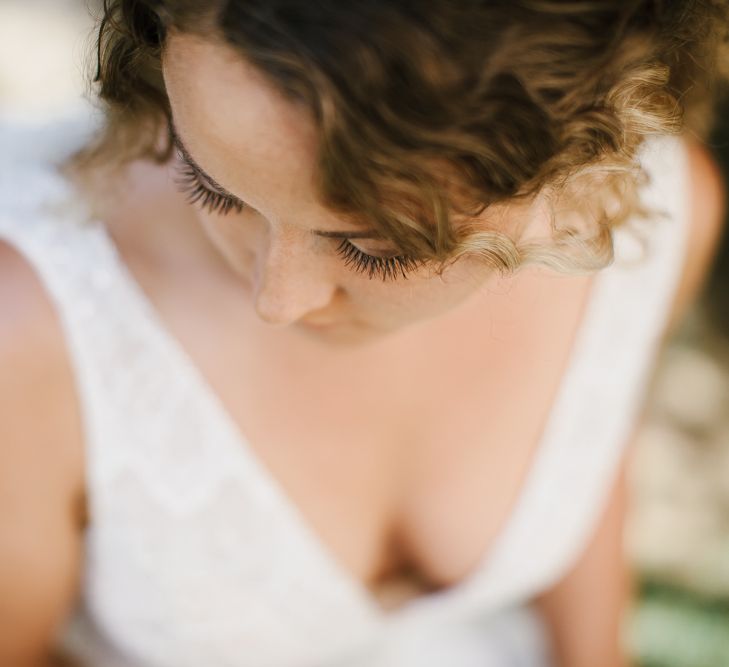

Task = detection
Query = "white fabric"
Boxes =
[0,115,690,667]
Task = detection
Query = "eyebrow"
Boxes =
[169,121,378,240]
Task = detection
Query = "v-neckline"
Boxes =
[86,210,609,624]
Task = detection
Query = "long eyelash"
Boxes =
[174,162,420,281]
[335,238,421,281]
[173,163,245,216]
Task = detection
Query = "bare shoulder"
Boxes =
[0,240,85,664]
[664,136,727,332]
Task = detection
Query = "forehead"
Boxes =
[161,31,321,213]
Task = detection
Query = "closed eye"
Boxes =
[174,161,246,216]
[334,238,422,281]
[172,153,422,281]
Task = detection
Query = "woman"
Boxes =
[0,1,727,665]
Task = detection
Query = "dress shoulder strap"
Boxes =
[481,133,693,604]
[400,134,693,626]
[0,117,259,511]
[0,147,129,476]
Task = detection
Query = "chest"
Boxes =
[158,271,594,607]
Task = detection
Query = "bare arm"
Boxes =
[0,242,86,666]
[534,458,632,667]
[664,137,727,333]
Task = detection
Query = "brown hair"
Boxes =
[71,0,729,274]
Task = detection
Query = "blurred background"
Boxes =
[1,2,728,665]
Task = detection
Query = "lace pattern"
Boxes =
[0,117,689,666]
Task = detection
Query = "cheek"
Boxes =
[409,261,491,318]
[354,260,488,325]
[199,212,258,274]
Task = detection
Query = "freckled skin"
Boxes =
[161,31,546,344]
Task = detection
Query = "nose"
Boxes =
[251,233,338,326]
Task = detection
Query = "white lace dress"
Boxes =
[0,113,690,667]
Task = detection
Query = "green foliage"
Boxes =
[631,581,729,667]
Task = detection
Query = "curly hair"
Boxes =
[70,0,729,275]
